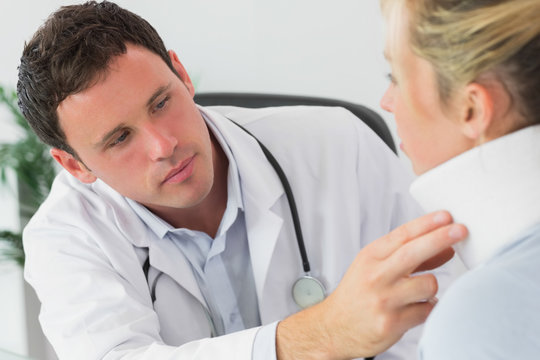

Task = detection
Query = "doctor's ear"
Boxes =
[168,50,195,97]
[50,148,97,184]
[459,82,494,142]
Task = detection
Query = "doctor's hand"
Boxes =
[276,210,467,360]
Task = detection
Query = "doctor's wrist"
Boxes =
[276,300,338,360]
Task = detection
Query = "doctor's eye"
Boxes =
[109,130,130,148]
[153,96,170,113]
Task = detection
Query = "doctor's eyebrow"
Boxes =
[95,123,128,149]
[146,82,172,109]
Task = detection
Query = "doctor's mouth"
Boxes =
[162,155,196,185]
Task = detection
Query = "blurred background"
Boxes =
[0,1,411,358]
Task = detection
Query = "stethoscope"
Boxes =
[142,119,375,359]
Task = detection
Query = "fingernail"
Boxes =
[433,211,449,224]
[448,224,466,239]
[428,297,438,306]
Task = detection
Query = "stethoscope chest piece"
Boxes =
[292,275,326,309]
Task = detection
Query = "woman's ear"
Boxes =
[459,82,494,142]
[168,49,195,97]
[50,148,97,184]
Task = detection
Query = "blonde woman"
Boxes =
[380,0,540,358]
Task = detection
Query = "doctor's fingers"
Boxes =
[381,222,468,283]
[349,291,437,354]
[390,301,437,339]
[389,273,439,308]
[368,210,455,260]
[414,246,455,273]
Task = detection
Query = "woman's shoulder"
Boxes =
[418,237,540,359]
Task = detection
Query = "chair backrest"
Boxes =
[193,92,396,154]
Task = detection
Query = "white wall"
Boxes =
[0,1,411,358]
[1,0,405,153]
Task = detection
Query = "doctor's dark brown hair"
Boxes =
[17,0,179,157]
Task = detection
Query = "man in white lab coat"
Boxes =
[17,1,466,360]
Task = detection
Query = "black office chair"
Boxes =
[193,92,396,154]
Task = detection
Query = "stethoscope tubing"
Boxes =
[232,121,311,273]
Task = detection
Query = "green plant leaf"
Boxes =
[0,84,56,266]
[0,231,24,266]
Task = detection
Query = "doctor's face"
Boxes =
[379,7,474,175]
[55,45,216,213]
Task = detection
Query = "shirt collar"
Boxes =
[126,109,244,239]
[410,124,540,269]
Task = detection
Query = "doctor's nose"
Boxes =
[143,123,178,161]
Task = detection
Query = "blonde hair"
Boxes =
[382,0,540,124]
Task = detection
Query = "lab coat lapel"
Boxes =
[243,191,284,302]
[92,179,207,309]
[147,238,207,308]
[201,107,285,304]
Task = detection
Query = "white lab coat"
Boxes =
[24,105,453,359]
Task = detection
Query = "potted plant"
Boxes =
[0,85,57,266]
